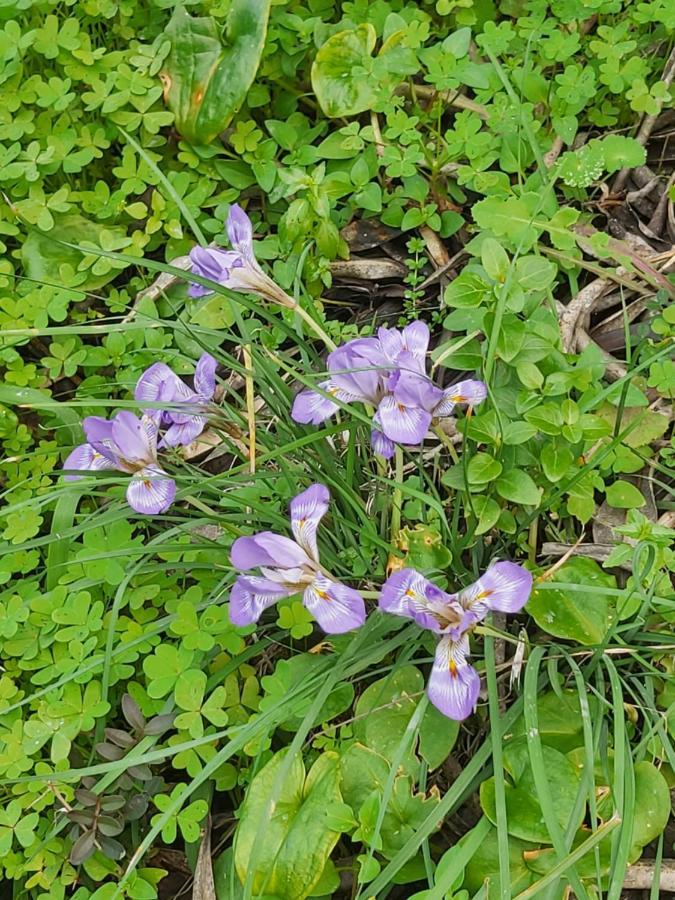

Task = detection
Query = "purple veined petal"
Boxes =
[379,568,455,633]
[291,382,341,425]
[289,483,330,562]
[371,429,396,459]
[161,415,208,448]
[434,379,488,417]
[427,635,481,720]
[378,321,430,369]
[377,326,405,363]
[458,561,533,624]
[229,574,293,627]
[125,467,176,515]
[401,320,430,362]
[376,394,433,446]
[226,203,254,256]
[63,443,117,481]
[303,574,366,634]
[134,362,181,404]
[392,363,445,411]
[194,353,217,400]
[110,411,157,466]
[82,416,118,462]
[188,247,240,298]
[230,532,312,571]
[327,345,386,405]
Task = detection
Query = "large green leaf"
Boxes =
[462,820,536,896]
[352,666,423,773]
[480,739,583,843]
[528,557,617,645]
[21,216,128,292]
[511,690,593,753]
[234,749,344,900]
[311,26,417,117]
[162,1,271,145]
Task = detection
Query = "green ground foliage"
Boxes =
[0,0,674,897]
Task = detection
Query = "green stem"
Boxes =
[433,423,460,464]
[290,300,337,352]
[390,445,404,542]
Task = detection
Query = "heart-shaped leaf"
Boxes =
[162,1,270,145]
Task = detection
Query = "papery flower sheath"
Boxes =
[63,411,176,515]
[135,353,216,447]
[379,561,532,719]
[229,484,366,634]
[189,204,294,308]
[292,320,487,457]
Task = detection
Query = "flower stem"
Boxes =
[292,302,337,352]
[390,445,404,543]
[433,423,460,464]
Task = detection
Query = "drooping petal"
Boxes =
[111,411,157,466]
[379,568,456,633]
[401,320,430,363]
[303,574,366,634]
[458,561,533,626]
[134,362,181,404]
[427,635,481,720]
[226,203,253,256]
[63,444,117,481]
[392,363,445,411]
[82,416,118,461]
[161,415,208,448]
[229,574,293,627]
[376,394,433,446]
[433,379,488,417]
[230,532,311,571]
[188,247,240,298]
[289,483,330,562]
[194,353,217,399]
[371,429,396,459]
[125,468,176,515]
[291,382,340,425]
[327,344,385,406]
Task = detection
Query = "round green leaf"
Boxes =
[528,557,617,645]
[480,741,583,843]
[605,480,646,509]
[495,468,541,506]
[468,452,503,485]
[311,25,378,117]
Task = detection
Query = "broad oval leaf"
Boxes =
[162,1,271,145]
[311,24,378,118]
[234,749,344,900]
[528,557,617,645]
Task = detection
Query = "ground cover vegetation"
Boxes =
[0,0,674,897]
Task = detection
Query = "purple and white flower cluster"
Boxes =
[63,353,216,515]
[228,482,532,721]
[291,321,486,458]
[62,202,533,722]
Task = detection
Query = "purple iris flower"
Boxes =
[379,561,532,720]
[189,205,293,308]
[229,484,366,634]
[63,412,176,516]
[291,321,487,458]
[135,353,217,448]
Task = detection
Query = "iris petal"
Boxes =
[230,532,311,571]
[379,568,454,633]
[125,467,175,515]
[427,635,481,720]
[229,575,292,626]
[303,574,366,634]
[289,483,329,562]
